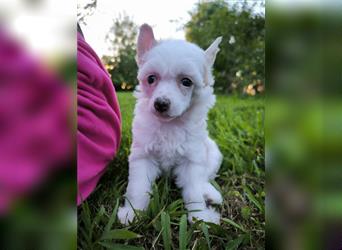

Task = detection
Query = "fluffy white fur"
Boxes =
[117,24,223,225]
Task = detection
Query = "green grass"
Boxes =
[78,92,265,250]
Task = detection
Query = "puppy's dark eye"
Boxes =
[181,78,193,87]
[147,75,157,84]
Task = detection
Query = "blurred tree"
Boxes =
[77,0,97,25]
[103,14,138,91]
[185,0,265,95]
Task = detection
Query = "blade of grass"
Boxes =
[93,205,105,228]
[104,198,119,233]
[191,238,198,250]
[92,205,106,245]
[161,211,171,250]
[99,242,144,250]
[225,235,245,250]
[243,185,264,213]
[79,227,91,247]
[147,206,165,227]
[222,218,246,233]
[80,202,92,243]
[167,199,183,214]
[151,183,160,215]
[101,229,141,240]
[179,214,187,250]
[152,228,163,248]
[201,223,211,250]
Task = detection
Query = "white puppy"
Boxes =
[117,24,223,225]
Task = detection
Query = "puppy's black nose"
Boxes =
[154,97,170,113]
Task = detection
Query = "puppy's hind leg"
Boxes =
[203,183,223,205]
[202,138,223,205]
[205,137,223,180]
[118,158,160,225]
[175,163,221,224]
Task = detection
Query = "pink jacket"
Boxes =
[77,33,121,204]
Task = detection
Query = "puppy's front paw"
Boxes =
[117,206,135,225]
[188,207,220,224]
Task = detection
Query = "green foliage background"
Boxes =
[103,14,138,91]
[185,0,264,94]
[103,0,265,95]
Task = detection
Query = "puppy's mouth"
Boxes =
[152,111,177,122]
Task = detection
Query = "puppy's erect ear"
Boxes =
[136,24,157,65]
[205,36,222,67]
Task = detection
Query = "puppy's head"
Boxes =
[136,24,221,122]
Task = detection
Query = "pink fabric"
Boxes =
[0,28,72,213]
[77,33,121,205]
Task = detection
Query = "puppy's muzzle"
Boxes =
[154,97,170,113]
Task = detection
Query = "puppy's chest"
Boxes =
[145,127,188,168]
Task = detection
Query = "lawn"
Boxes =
[78,92,265,250]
